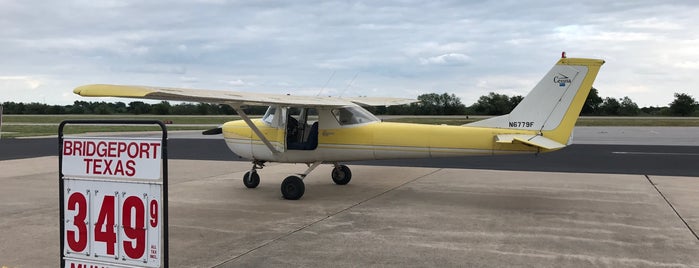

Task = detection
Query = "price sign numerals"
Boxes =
[63,181,161,266]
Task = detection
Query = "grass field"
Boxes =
[1,114,245,124]
[0,125,210,138]
[0,115,245,138]
[2,114,699,138]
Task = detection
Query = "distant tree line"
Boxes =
[372,89,698,116]
[579,89,698,116]
[580,88,641,116]
[2,90,698,116]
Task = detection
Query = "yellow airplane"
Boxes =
[74,55,604,200]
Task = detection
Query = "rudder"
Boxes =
[467,56,604,145]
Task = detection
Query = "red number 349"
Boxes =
[66,192,158,259]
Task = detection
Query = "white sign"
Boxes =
[63,179,162,267]
[61,135,165,268]
[62,138,162,180]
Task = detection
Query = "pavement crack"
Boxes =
[644,174,699,241]
[212,168,443,267]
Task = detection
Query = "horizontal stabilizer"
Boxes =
[495,134,566,150]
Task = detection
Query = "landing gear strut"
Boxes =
[243,160,265,188]
[243,161,354,200]
[279,162,323,200]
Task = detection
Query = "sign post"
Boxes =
[1,104,3,139]
[59,120,168,268]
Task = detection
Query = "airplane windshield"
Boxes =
[332,106,379,126]
[262,106,276,125]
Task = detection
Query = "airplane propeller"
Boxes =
[202,127,223,135]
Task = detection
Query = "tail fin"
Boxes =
[467,57,604,145]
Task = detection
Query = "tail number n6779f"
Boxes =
[509,121,534,128]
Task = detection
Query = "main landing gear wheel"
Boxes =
[243,171,260,188]
[281,176,305,200]
[331,165,352,185]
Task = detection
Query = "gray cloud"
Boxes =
[1,0,698,106]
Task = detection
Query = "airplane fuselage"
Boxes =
[222,117,547,163]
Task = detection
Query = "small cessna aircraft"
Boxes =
[74,55,604,200]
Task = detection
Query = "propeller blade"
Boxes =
[202,127,223,135]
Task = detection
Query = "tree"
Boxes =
[113,102,128,114]
[218,104,237,115]
[171,103,199,114]
[416,93,466,115]
[509,95,524,110]
[600,97,620,115]
[152,101,171,115]
[94,102,114,114]
[581,87,603,115]
[669,93,697,116]
[618,96,640,116]
[127,101,150,115]
[640,106,669,116]
[70,101,92,114]
[470,92,514,115]
[597,96,639,116]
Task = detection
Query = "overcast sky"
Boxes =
[1,0,698,107]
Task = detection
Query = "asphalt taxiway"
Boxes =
[1,127,698,267]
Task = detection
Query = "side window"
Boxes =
[332,107,378,126]
[332,108,354,125]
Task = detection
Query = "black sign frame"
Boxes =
[58,120,168,268]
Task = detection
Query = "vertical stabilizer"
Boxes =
[466,57,604,145]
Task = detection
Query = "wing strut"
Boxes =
[231,104,280,155]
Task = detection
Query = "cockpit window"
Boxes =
[331,106,379,126]
[262,106,277,125]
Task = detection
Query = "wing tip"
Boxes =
[72,84,154,98]
[73,84,95,95]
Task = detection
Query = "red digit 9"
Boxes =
[67,192,88,252]
[150,199,158,228]
[122,196,146,259]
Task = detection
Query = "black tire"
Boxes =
[281,176,305,200]
[243,171,260,188]
[331,165,352,185]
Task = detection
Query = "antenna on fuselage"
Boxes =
[339,72,359,98]
[316,70,336,97]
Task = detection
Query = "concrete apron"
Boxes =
[1,158,698,267]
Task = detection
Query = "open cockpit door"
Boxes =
[259,106,286,152]
[286,107,319,150]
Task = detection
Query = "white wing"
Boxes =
[73,84,417,107]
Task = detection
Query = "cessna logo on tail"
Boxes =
[554,73,572,87]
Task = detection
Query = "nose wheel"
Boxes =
[242,160,265,188]
[243,170,260,188]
